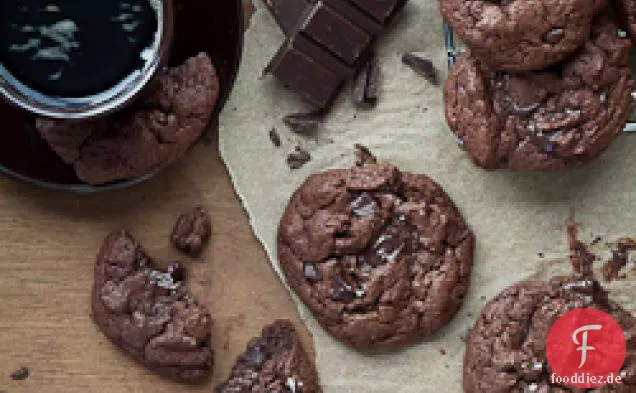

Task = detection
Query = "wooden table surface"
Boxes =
[0,133,311,393]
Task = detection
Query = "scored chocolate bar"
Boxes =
[264,0,407,109]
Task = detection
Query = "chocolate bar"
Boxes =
[264,0,407,109]
[264,0,311,34]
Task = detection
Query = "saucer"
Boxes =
[0,0,244,192]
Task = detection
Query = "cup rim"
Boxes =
[0,0,175,120]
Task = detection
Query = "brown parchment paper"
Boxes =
[219,1,636,392]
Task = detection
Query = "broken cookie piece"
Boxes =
[171,207,212,257]
[216,320,321,393]
[91,231,213,382]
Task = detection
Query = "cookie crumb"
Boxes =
[171,207,212,257]
[402,53,438,85]
[287,146,311,169]
[438,347,447,355]
[602,238,636,281]
[480,295,486,301]
[283,112,323,135]
[537,252,544,258]
[354,144,377,167]
[10,367,29,381]
[269,128,281,147]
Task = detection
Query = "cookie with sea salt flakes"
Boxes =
[441,0,606,71]
[463,276,636,392]
[444,17,633,170]
[216,320,321,393]
[277,162,475,350]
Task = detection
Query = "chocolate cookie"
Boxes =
[444,17,633,170]
[171,206,212,257]
[613,0,636,44]
[464,276,636,392]
[91,231,213,382]
[36,53,219,185]
[277,162,475,350]
[441,0,606,71]
[216,320,321,393]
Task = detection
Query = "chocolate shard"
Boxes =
[353,55,381,107]
[402,53,438,85]
[263,0,311,34]
[269,128,282,147]
[283,112,324,134]
[287,146,311,169]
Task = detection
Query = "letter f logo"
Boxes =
[572,325,602,368]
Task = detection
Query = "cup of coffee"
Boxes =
[0,0,174,120]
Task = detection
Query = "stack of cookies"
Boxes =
[441,0,634,170]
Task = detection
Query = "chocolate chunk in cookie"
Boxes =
[441,0,606,71]
[91,231,213,382]
[171,207,212,257]
[613,0,636,45]
[277,162,475,350]
[444,17,633,170]
[36,53,219,185]
[464,276,636,392]
[216,320,320,393]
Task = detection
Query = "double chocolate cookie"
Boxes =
[444,17,633,170]
[216,320,321,393]
[91,231,213,382]
[441,0,606,71]
[277,162,475,350]
[37,53,219,185]
[463,277,636,392]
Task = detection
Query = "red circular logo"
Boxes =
[546,308,626,388]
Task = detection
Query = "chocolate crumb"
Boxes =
[602,238,636,282]
[402,53,438,85]
[537,252,544,258]
[10,367,29,381]
[566,210,595,276]
[287,146,311,169]
[352,55,381,108]
[439,347,447,355]
[269,128,281,147]
[354,144,377,167]
[591,236,603,245]
[283,112,323,134]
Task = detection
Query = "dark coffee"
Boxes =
[0,0,159,97]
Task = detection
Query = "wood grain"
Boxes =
[0,135,312,393]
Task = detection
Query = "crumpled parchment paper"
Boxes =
[219,1,636,391]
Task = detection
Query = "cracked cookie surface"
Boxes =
[91,230,213,382]
[277,163,474,350]
[444,17,633,170]
[36,53,219,185]
[216,320,321,393]
[463,276,636,393]
[440,0,606,71]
